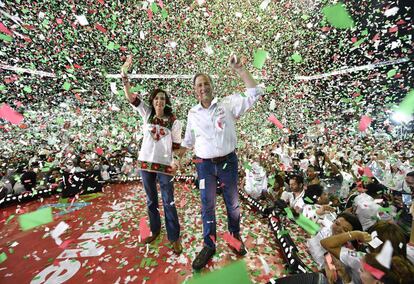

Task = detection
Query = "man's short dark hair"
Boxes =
[407,171,414,178]
[289,174,304,185]
[192,73,213,86]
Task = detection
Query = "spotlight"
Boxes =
[391,111,412,124]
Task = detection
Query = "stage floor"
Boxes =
[0,181,289,283]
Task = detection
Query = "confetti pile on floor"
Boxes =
[0,181,317,283]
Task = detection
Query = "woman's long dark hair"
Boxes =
[148,88,173,118]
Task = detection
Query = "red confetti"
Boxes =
[147,9,153,20]
[0,103,24,125]
[362,262,385,280]
[223,232,241,252]
[139,217,151,240]
[396,19,406,25]
[180,197,186,207]
[0,22,13,36]
[59,239,73,249]
[388,26,398,33]
[358,115,372,132]
[96,147,103,155]
[268,114,284,129]
[363,167,374,178]
[95,23,107,33]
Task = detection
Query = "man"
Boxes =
[178,54,263,270]
[280,174,305,214]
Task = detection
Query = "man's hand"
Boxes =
[229,54,243,70]
[121,55,133,75]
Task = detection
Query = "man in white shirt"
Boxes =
[281,174,305,213]
[244,162,267,200]
[178,55,263,270]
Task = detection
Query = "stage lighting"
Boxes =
[391,111,412,124]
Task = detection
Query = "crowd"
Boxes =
[240,133,414,283]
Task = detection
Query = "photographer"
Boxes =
[315,149,343,196]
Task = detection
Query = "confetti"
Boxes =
[18,207,53,231]
[0,103,24,124]
[322,3,355,29]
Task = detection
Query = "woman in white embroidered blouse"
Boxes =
[121,55,182,254]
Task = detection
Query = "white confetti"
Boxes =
[384,7,399,17]
[75,14,89,26]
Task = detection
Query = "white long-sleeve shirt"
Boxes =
[181,87,263,158]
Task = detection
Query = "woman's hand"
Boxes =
[229,54,243,70]
[121,55,133,75]
[170,157,180,174]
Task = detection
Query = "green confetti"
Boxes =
[322,3,355,29]
[387,69,397,78]
[0,85,6,91]
[284,207,294,219]
[268,176,275,187]
[243,162,252,170]
[304,196,314,204]
[107,41,115,50]
[291,52,302,63]
[23,86,32,93]
[295,214,320,235]
[18,207,53,231]
[378,207,391,213]
[5,214,15,225]
[188,260,250,284]
[253,49,268,69]
[353,37,367,47]
[62,82,71,91]
[0,33,13,42]
[150,2,159,13]
[222,163,227,169]
[266,85,275,92]
[0,252,7,263]
[161,8,168,19]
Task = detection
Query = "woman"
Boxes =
[121,55,182,254]
[360,253,414,284]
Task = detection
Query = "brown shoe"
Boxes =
[171,240,183,254]
[143,230,160,244]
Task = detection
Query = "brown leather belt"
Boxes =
[199,151,235,164]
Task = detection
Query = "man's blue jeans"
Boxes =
[140,170,180,242]
[195,152,240,249]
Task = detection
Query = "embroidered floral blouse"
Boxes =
[131,97,182,175]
